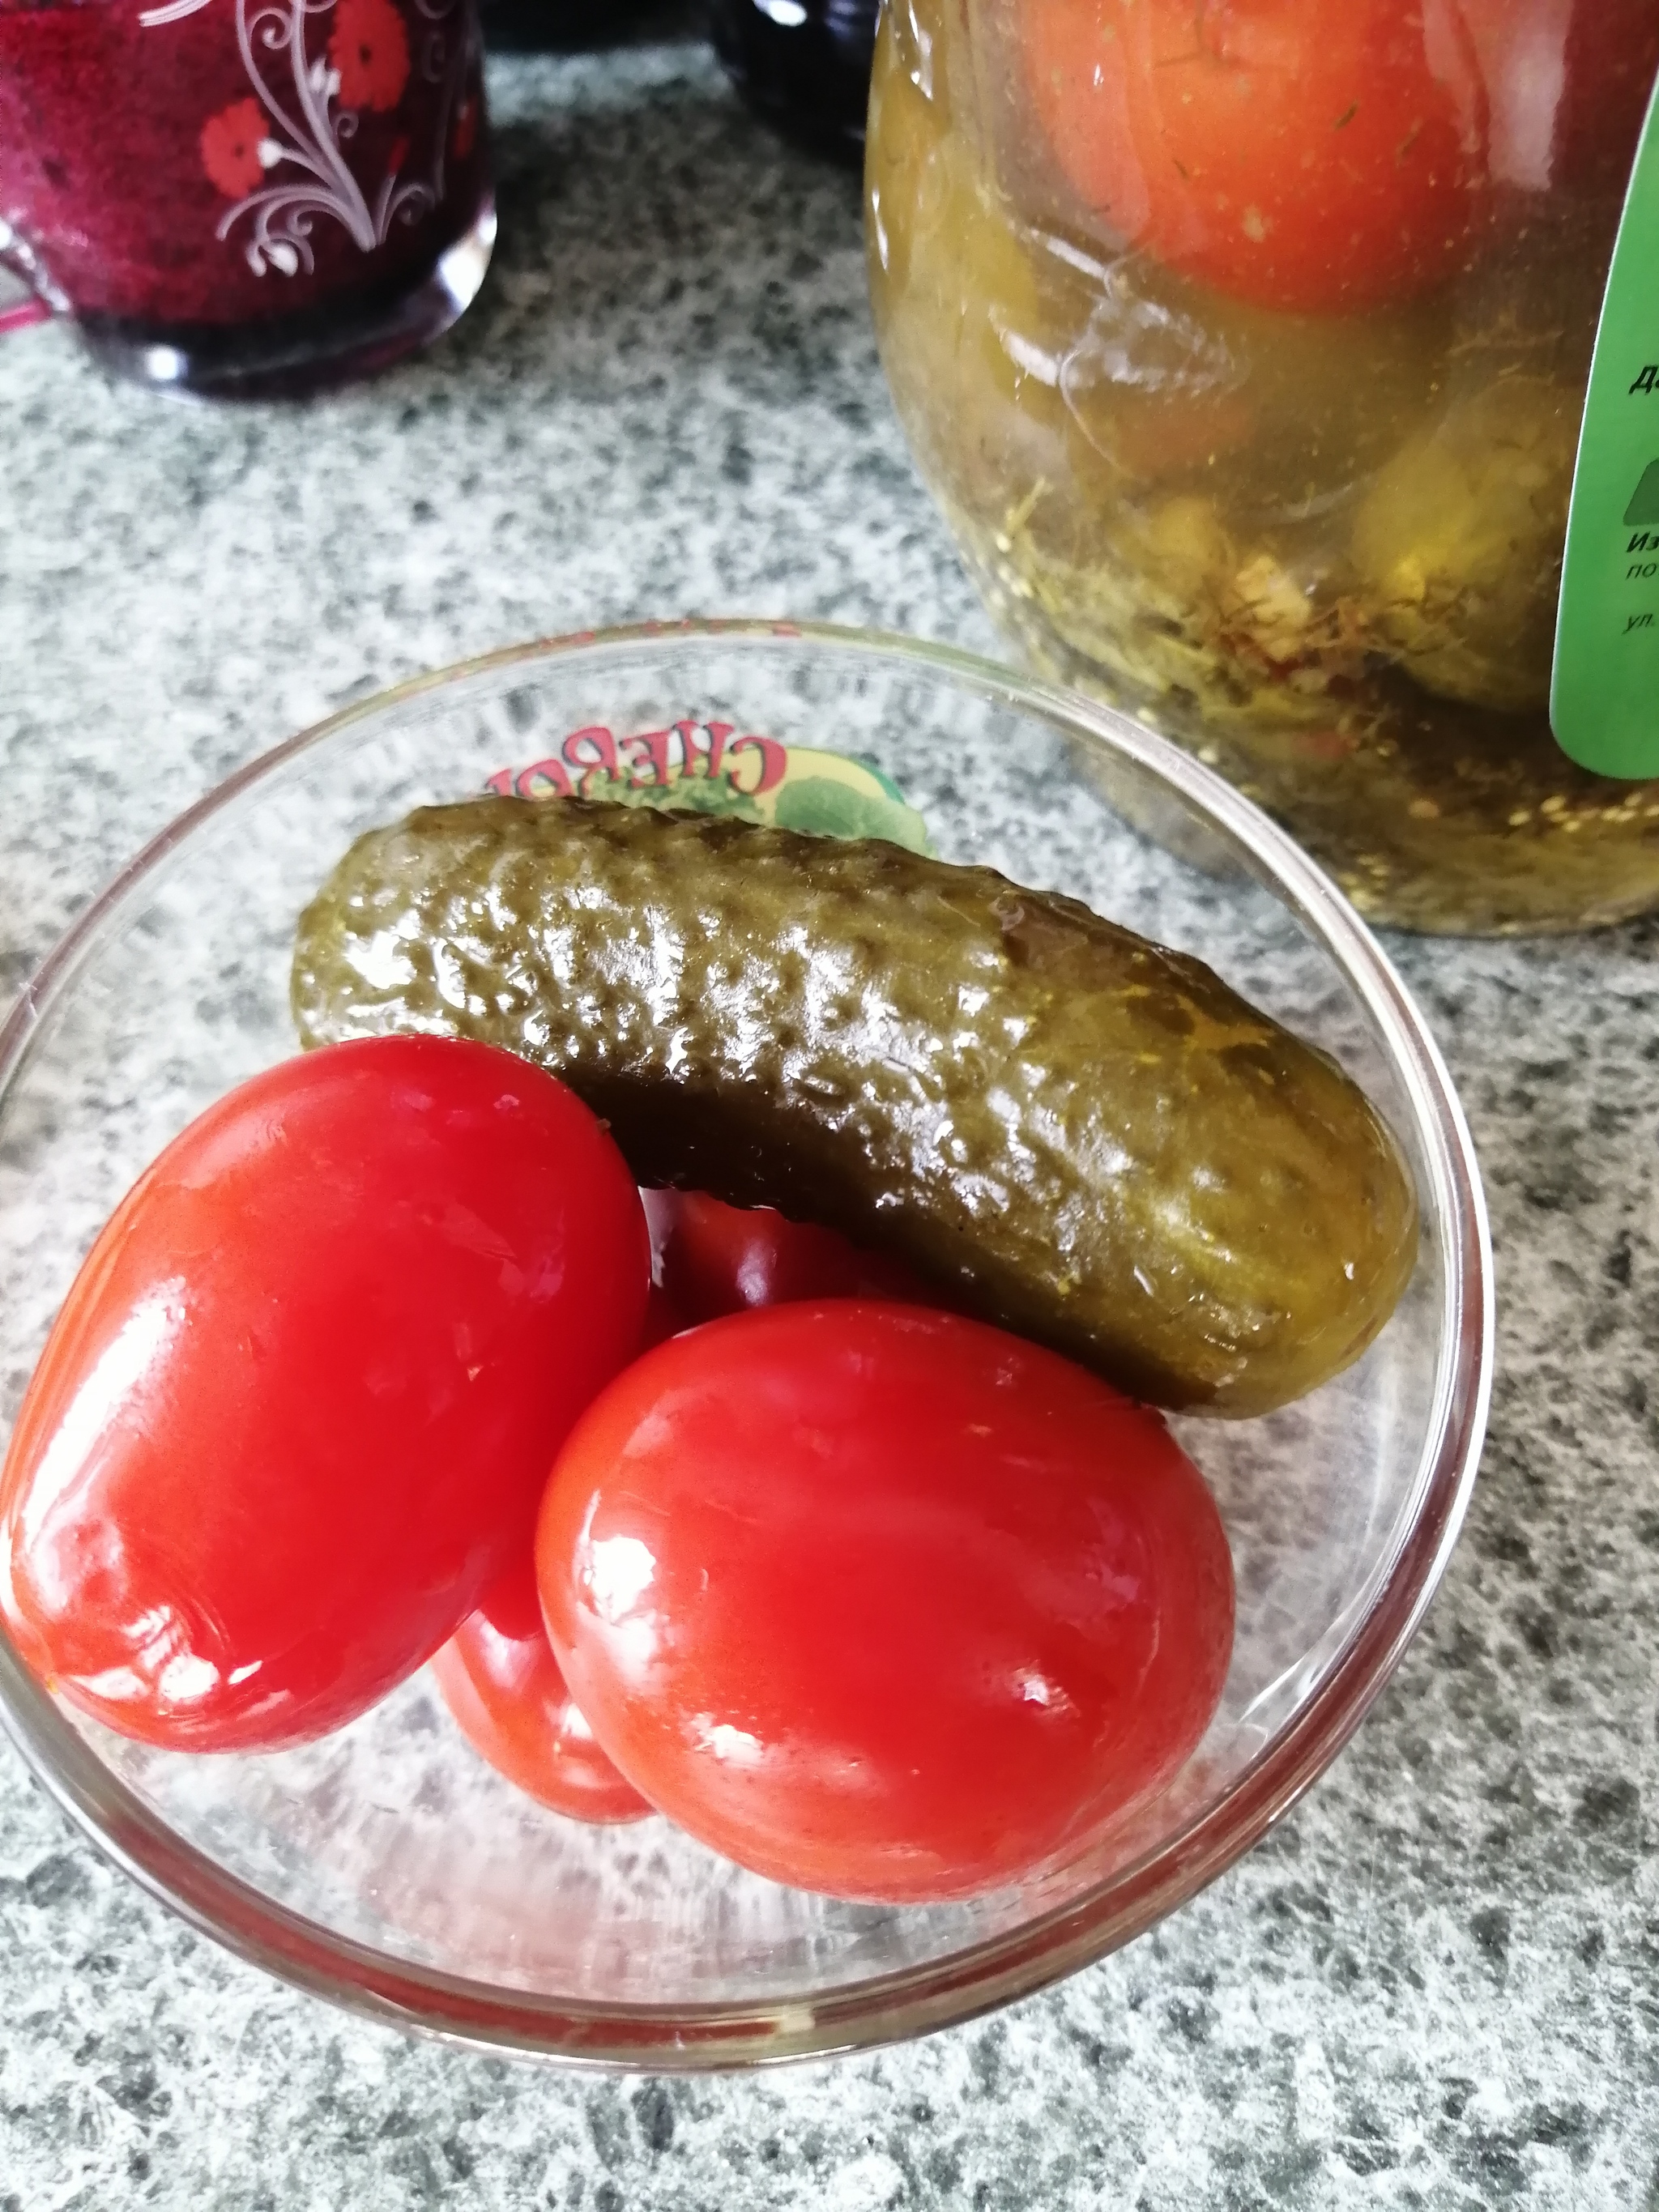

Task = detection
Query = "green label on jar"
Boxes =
[1552,75,1659,779]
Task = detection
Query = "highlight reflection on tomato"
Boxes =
[431,1562,651,1823]
[0,1037,650,1751]
[537,1303,1235,1904]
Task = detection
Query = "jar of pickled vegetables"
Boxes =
[865,0,1659,931]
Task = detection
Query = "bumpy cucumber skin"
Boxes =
[292,797,1418,1416]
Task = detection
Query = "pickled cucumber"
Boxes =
[291,798,1418,1417]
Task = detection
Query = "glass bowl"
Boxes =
[0,620,1491,2069]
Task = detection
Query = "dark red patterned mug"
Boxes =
[0,0,493,394]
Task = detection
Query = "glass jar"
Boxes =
[865,0,1659,932]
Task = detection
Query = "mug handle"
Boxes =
[0,298,50,338]
[1,218,67,332]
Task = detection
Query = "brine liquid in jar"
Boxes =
[865,0,1659,932]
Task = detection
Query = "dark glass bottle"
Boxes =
[481,0,659,53]
[708,0,880,164]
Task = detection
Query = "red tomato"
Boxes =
[638,1281,690,1349]
[0,1037,649,1752]
[536,1304,1234,1904]
[643,1188,929,1322]
[1022,0,1490,313]
[1553,0,1659,198]
[430,1562,651,1823]
[1447,0,1657,199]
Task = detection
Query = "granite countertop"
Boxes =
[2,25,1657,2210]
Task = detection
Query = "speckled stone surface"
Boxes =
[1,23,1657,2211]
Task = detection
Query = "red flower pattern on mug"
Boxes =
[200,97,270,199]
[452,96,477,161]
[329,0,412,113]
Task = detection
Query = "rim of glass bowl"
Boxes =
[0,619,1493,2072]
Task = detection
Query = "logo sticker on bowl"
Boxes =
[485,718,932,851]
